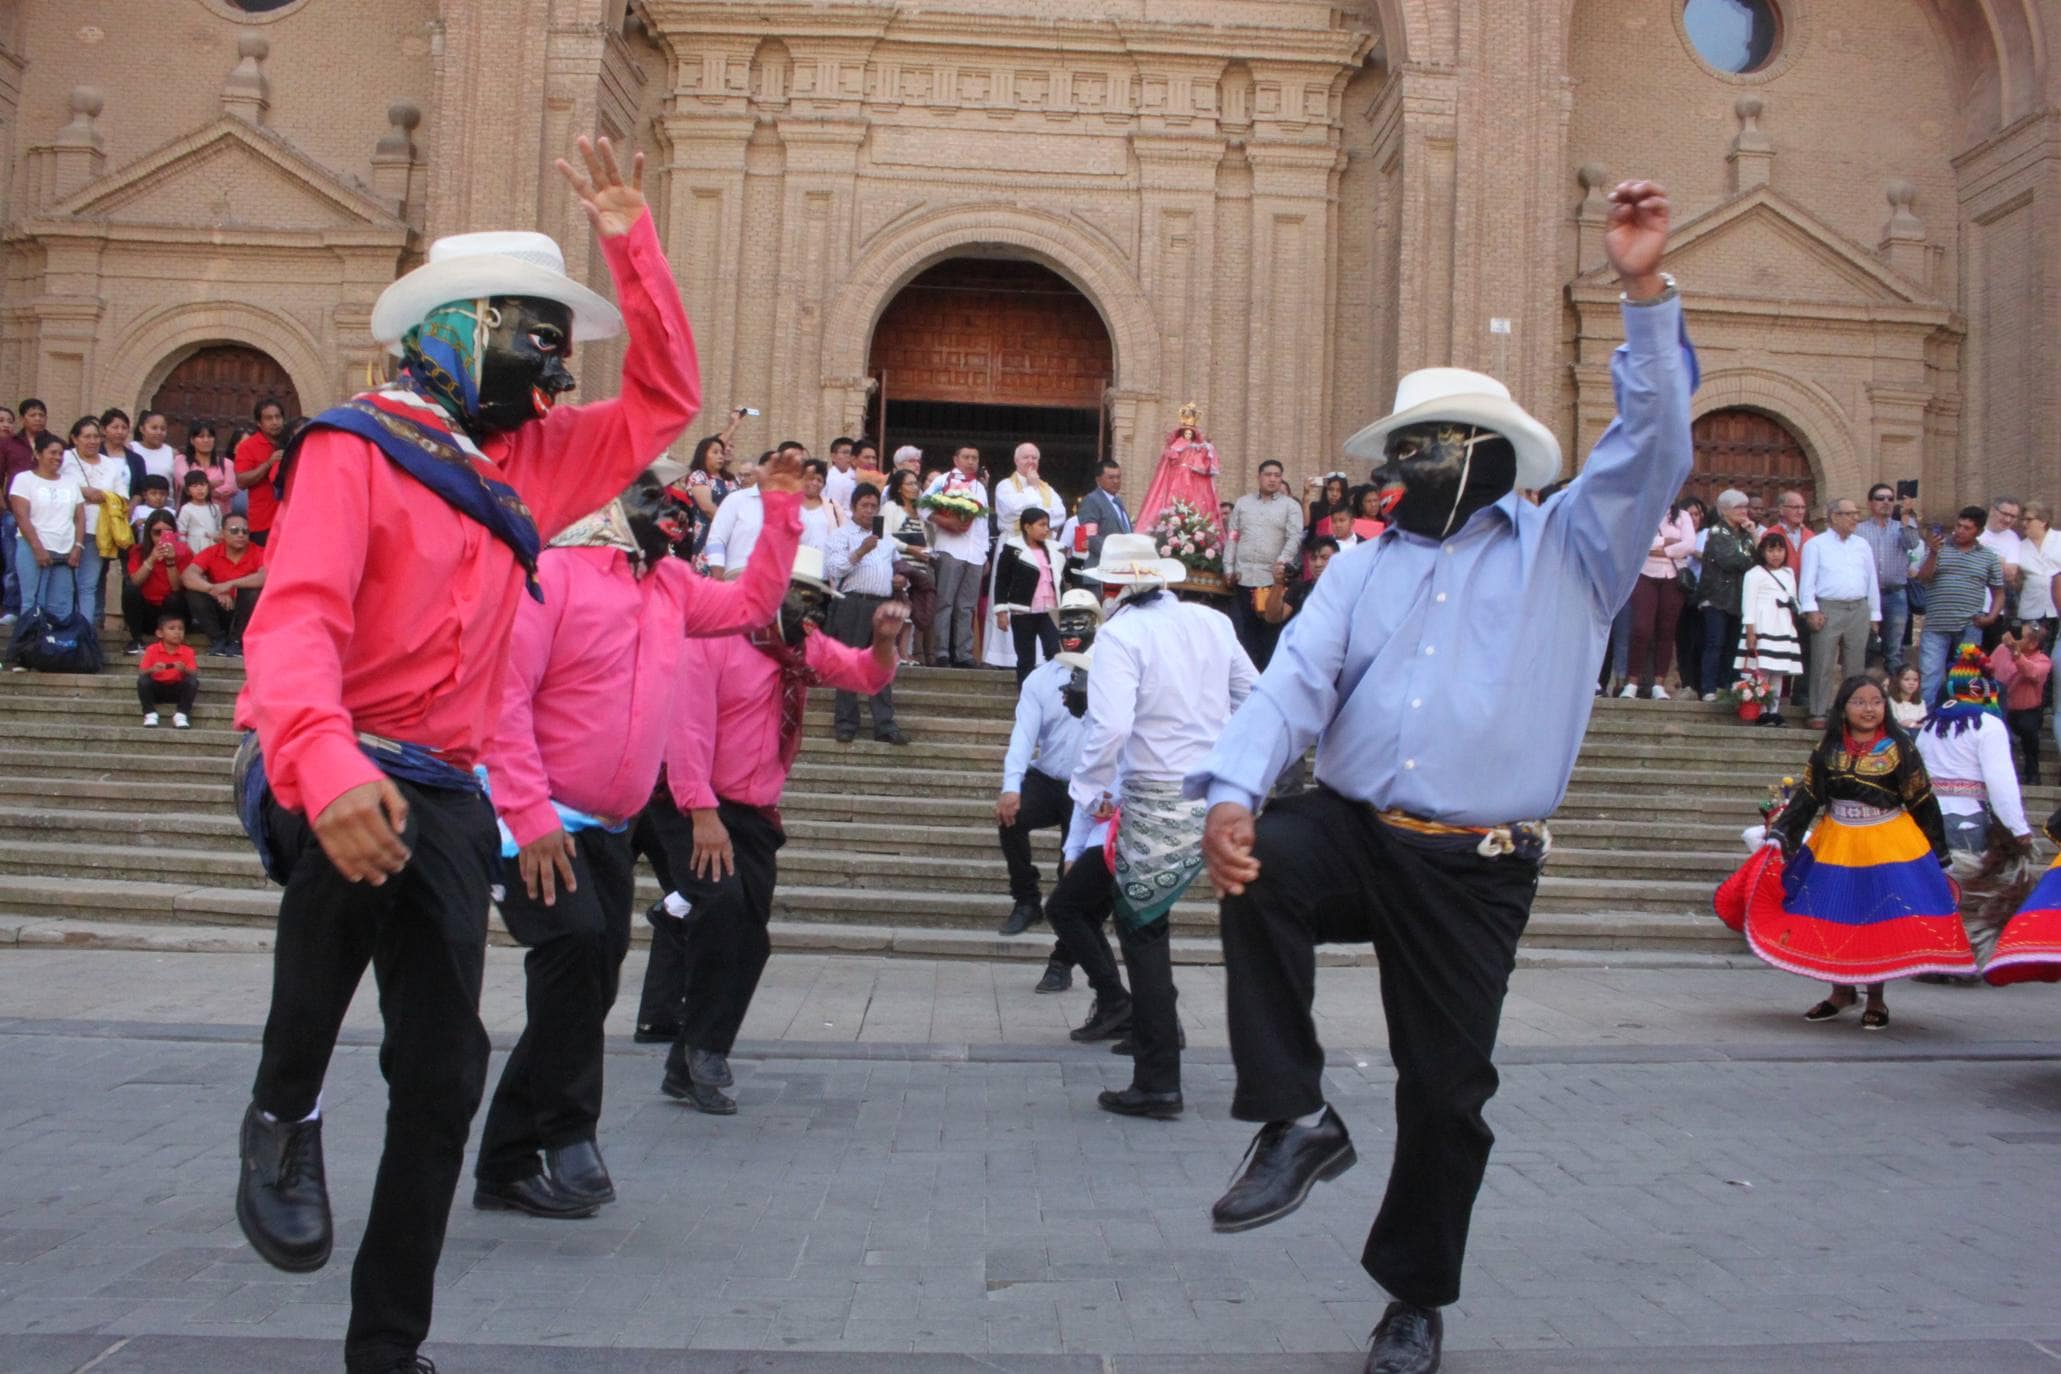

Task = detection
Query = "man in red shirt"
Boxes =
[136,608,198,727]
[233,398,290,545]
[230,136,703,1374]
[181,514,267,656]
[644,547,903,1114]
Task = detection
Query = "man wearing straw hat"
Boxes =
[1189,181,1691,1373]
[471,459,803,1222]
[1072,532,1255,1118]
[229,136,730,1374]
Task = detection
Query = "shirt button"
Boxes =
[1404,759,1417,769]
[1435,592,1447,603]
[1424,646,1436,656]
[1411,698,1422,709]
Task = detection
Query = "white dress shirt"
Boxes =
[1002,657,1087,792]
[823,464,857,513]
[923,473,991,563]
[823,519,897,598]
[1915,716,2030,835]
[2017,529,2061,619]
[701,486,762,574]
[1979,524,2023,572]
[1071,593,1256,808]
[1797,529,1880,618]
[799,498,845,552]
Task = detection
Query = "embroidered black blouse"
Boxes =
[1767,736,1950,862]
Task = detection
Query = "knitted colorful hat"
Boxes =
[1944,644,2002,714]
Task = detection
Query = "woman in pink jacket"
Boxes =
[1621,496,1699,699]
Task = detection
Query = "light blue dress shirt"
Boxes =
[1186,294,1698,825]
[1002,657,1085,793]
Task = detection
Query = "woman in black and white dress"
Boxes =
[1735,530,1806,725]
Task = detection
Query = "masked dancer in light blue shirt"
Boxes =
[1185,180,1695,1374]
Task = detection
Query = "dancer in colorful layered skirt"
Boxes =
[1987,805,2061,985]
[1756,674,1971,1030]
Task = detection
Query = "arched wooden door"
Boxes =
[1690,408,1815,515]
[148,345,302,449]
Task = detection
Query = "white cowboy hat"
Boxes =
[1057,588,1104,621]
[1055,645,1095,671]
[788,543,843,599]
[1081,531,1187,587]
[371,229,625,355]
[647,454,688,487]
[1342,367,1562,491]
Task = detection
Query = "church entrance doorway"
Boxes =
[148,344,302,450]
[1689,407,1817,517]
[866,257,1112,503]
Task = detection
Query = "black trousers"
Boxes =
[2006,707,2044,782]
[999,767,1076,968]
[1010,611,1059,685]
[826,591,896,736]
[137,672,198,713]
[642,798,785,1063]
[1041,847,1181,1091]
[1040,847,1122,1002]
[1220,786,1538,1308]
[120,581,174,642]
[1230,586,1282,670]
[249,781,497,1374]
[631,795,693,1031]
[475,827,637,1184]
[185,586,260,646]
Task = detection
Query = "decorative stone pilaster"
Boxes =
[370,103,423,224]
[222,31,270,125]
[1727,96,1773,192]
[1878,179,1930,286]
[1574,163,1611,273]
[49,87,106,201]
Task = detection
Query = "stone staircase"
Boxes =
[4,659,2050,967]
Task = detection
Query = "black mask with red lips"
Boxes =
[472,296,577,437]
[619,474,691,567]
[1367,422,1518,541]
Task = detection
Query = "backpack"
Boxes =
[7,608,104,674]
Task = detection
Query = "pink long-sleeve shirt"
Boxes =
[665,628,894,813]
[484,496,803,848]
[236,210,699,821]
[1639,509,1698,580]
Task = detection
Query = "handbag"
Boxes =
[7,607,103,674]
[1673,556,1698,600]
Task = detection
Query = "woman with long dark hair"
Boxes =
[882,467,934,663]
[673,432,733,555]
[1750,674,1969,1028]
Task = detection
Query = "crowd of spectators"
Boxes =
[1,397,275,719]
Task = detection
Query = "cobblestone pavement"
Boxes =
[1,950,2059,1372]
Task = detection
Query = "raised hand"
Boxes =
[871,599,911,647]
[758,447,804,495]
[556,135,647,239]
[1604,179,1671,299]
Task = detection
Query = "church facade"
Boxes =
[2,0,2056,510]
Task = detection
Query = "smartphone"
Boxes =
[1929,522,1945,538]
[738,406,761,417]
[1896,479,1919,499]
[870,516,884,537]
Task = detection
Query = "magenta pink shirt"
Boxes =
[236,211,701,821]
[665,629,894,812]
[484,497,802,847]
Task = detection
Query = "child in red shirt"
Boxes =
[136,609,199,727]
[1993,624,2054,783]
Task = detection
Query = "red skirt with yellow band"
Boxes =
[1733,804,1974,983]
[1984,855,2061,986]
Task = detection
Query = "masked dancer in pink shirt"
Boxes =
[230,137,705,1374]
[644,546,905,1114]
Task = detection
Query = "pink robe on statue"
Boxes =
[1137,426,1222,536]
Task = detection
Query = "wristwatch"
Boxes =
[1622,272,1679,307]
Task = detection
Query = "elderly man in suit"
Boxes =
[1075,458,1132,566]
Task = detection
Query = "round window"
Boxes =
[1682,0,1782,74]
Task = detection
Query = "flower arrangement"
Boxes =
[1725,672,1774,707]
[920,488,986,535]
[1147,497,1224,573]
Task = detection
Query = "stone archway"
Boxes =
[1690,369,1850,505]
[105,301,330,430]
[1690,407,1816,515]
[148,344,304,450]
[818,204,1162,478]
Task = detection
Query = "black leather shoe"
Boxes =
[1069,995,1133,1042]
[545,1139,615,1206]
[1097,1087,1183,1119]
[634,1020,680,1044]
[472,1172,598,1220]
[376,1358,437,1374]
[875,726,910,746]
[662,1065,737,1115]
[1034,962,1072,994]
[1365,1301,1442,1374]
[834,728,857,744]
[688,1047,733,1088]
[997,899,1042,936]
[1211,1106,1357,1233]
[235,1103,332,1273]
[1110,1021,1186,1055]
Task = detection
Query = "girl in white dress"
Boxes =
[1735,530,1805,726]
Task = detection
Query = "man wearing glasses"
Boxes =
[1858,484,1922,672]
[1979,497,2025,650]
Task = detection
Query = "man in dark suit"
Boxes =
[1075,459,1131,565]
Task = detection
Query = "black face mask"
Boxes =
[778,585,831,648]
[1056,609,1099,660]
[619,475,690,567]
[1366,422,1518,541]
[473,296,576,436]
